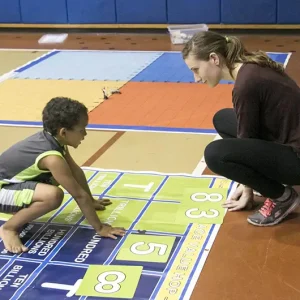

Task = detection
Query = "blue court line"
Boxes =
[99,171,124,198]
[15,51,60,73]
[89,124,216,134]
[209,178,216,188]
[0,120,217,134]
[227,180,235,198]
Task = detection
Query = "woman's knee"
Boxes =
[213,108,237,138]
[205,140,220,162]
[213,108,232,128]
[204,140,228,173]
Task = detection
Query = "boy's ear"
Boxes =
[58,128,66,137]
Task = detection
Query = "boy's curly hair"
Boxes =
[42,97,88,135]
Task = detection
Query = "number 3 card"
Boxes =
[176,188,228,224]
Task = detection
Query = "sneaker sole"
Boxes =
[247,196,300,227]
[253,191,262,197]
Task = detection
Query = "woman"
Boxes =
[182,31,300,226]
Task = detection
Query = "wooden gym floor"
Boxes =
[1,30,300,299]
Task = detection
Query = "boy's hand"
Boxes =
[97,224,126,239]
[93,198,112,211]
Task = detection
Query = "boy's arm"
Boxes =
[64,147,93,198]
[39,155,102,231]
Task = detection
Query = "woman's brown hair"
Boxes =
[182,31,284,76]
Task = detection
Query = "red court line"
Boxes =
[82,131,125,166]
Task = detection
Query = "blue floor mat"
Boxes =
[13,50,163,81]
[130,52,289,84]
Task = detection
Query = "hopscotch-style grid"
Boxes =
[0,167,234,300]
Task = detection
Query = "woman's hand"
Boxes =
[222,184,255,211]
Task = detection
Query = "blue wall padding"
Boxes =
[221,0,276,24]
[116,0,167,23]
[0,0,295,25]
[20,0,68,23]
[277,0,300,23]
[67,0,116,24]
[0,0,21,23]
[167,0,220,24]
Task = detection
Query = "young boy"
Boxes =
[0,97,125,254]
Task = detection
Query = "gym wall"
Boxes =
[0,0,298,25]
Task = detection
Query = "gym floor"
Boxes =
[1,30,300,299]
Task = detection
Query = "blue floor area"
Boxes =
[130,52,289,84]
[131,53,232,83]
[13,50,163,81]
[267,52,289,65]
[131,53,196,83]
[12,50,289,84]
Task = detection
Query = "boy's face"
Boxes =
[59,114,88,148]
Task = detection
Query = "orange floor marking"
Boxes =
[88,82,234,129]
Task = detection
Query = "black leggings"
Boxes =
[204,108,300,198]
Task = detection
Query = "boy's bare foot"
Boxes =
[0,225,28,254]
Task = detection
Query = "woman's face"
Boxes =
[184,53,223,87]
